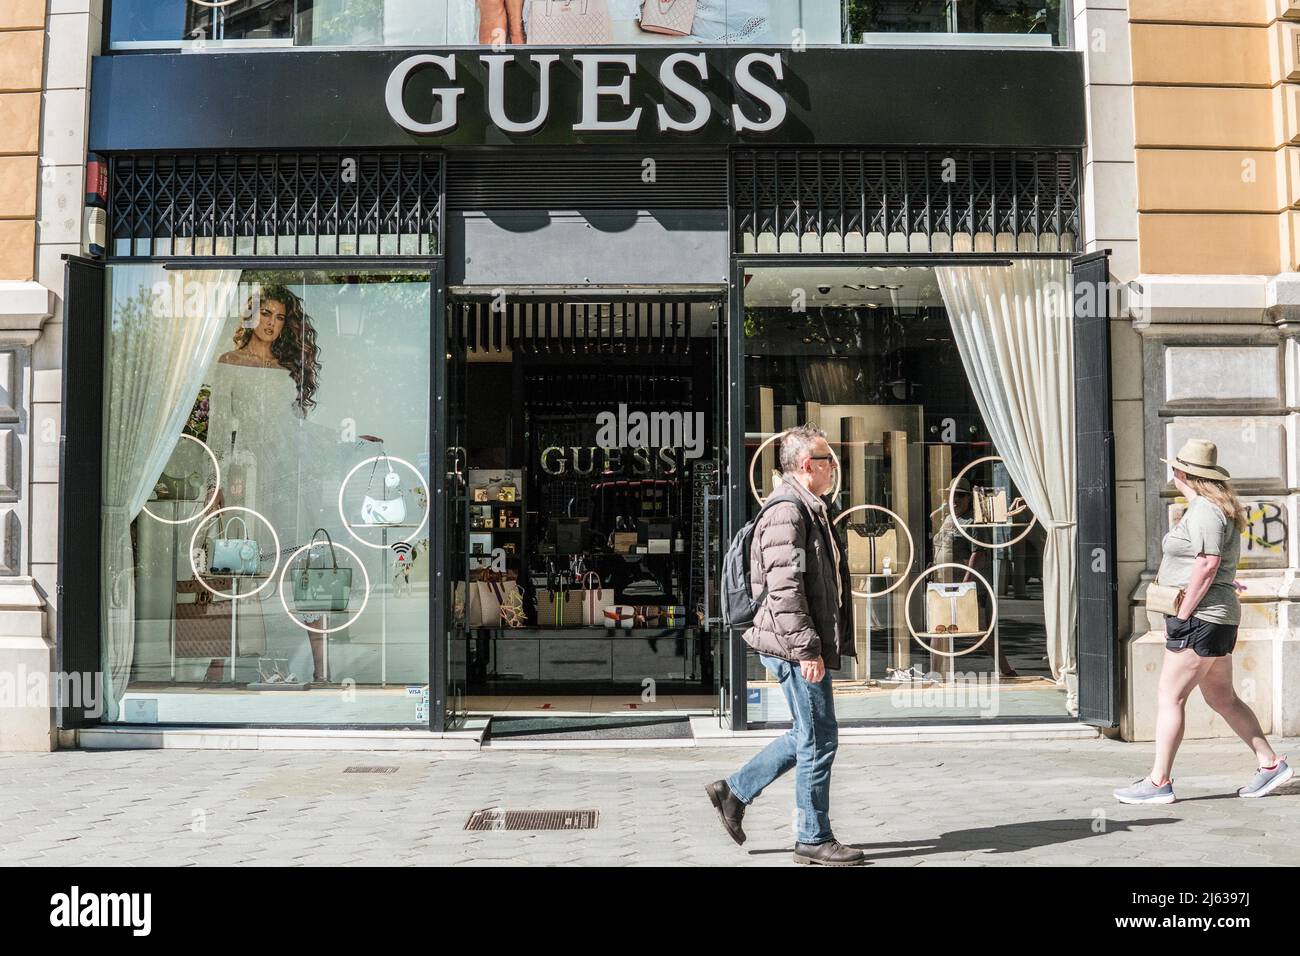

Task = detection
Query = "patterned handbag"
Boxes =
[640,0,696,35]
[535,587,579,628]
[528,0,615,44]
[634,605,663,627]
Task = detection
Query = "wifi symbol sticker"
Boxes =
[391,542,414,564]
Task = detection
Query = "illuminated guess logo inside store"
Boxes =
[540,446,684,477]
[385,51,788,136]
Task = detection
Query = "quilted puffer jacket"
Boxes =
[742,477,855,670]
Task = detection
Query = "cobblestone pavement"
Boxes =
[1,736,1297,866]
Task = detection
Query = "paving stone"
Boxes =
[3,736,1298,866]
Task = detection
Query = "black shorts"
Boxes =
[1165,616,1238,657]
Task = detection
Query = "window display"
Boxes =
[106,0,1067,49]
[742,264,1068,723]
[446,297,723,695]
[101,266,431,725]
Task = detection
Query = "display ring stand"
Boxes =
[748,431,841,506]
[947,455,1037,550]
[903,562,999,658]
[337,455,432,688]
[833,504,914,684]
[140,433,221,526]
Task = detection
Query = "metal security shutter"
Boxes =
[109,152,444,257]
[446,151,728,210]
[1073,250,1118,727]
[58,257,105,730]
[731,148,1082,254]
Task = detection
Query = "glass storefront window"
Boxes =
[107,0,1069,49]
[101,265,432,725]
[742,264,1068,724]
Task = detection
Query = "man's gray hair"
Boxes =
[779,423,828,475]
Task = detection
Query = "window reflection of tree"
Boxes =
[843,0,1059,40]
[184,0,296,41]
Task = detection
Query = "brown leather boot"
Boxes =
[705,780,747,846]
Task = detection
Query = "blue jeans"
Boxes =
[726,654,839,845]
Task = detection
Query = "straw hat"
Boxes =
[1162,439,1231,481]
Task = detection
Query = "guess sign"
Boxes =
[385,51,787,137]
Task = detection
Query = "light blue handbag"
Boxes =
[210,516,260,576]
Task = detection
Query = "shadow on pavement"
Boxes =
[746,817,1178,860]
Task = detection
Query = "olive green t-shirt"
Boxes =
[1156,496,1241,625]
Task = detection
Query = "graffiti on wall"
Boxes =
[1168,498,1288,567]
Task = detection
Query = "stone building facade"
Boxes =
[0,0,96,750]
[1121,0,1300,739]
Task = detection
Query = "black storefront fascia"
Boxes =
[61,46,1114,734]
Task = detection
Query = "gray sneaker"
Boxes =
[1113,776,1176,805]
[1238,759,1293,798]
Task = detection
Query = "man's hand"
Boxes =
[800,657,825,683]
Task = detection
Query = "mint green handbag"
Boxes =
[293,529,352,612]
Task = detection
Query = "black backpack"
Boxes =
[722,493,814,630]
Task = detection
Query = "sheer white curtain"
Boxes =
[935,260,1078,715]
[102,266,242,719]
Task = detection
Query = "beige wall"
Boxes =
[1132,3,1300,272]
[0,0,45,281]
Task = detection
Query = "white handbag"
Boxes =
[361,454,407,525]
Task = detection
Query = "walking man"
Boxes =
[706,424,864,866]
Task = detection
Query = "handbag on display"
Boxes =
[972,486,1009,524]
[535,587,579,628]
[846,523,898,576]
[361,453,407,525]
[210,516,260,576]
[662,604,687,627]
[603,604,636,630]
[174,579,265,659]
[1147,583,1185,618]
[578,571,614,627]
[924,581,981,635]
[634,605,663,627]
[292,528,352,613]
[639,0,696,35]
[475,580,503,628]
[528,0,615,45]
[153,469,204,501]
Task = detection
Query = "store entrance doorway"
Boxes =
[442,289,729,723]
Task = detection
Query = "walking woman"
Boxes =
[1114,440,1291,804]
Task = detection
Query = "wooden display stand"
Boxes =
[927,444,956,679]
[884,430,910,673]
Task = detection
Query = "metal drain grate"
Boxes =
[465,809,599,831]
[343,766,398,774]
